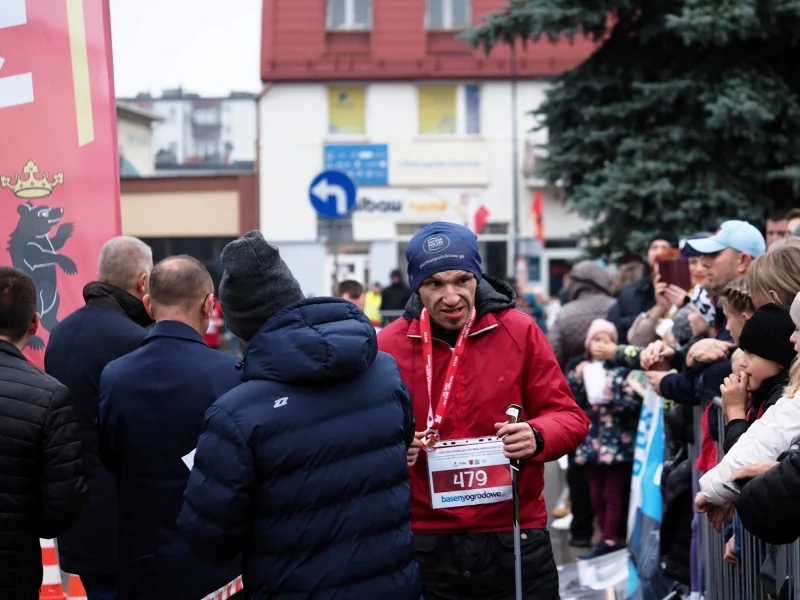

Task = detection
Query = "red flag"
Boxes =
[473,205,490,234]
[459,192,490,234]
[531,190,545,242]
[0,0,121,366]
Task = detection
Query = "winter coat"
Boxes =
[381,282,413,313]
[610,345,643,370]
[607,275,656,345]
[568,364,642,465]
[699,382,796,505]
[44,282,152,576]
[548,261,615,369]
[378,275,590,534]
[97,321,243,600]
[178,298,421,600]
[736,445,800,545]
[723,372,789,453]
[0,341,87,598]
[659,449,693,585]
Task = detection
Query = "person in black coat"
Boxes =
[178,231,421,599]
[380,268,413,324]
[607,233,678,344]
[735,446,800,545]
[45,236,154,598]
[98,255,243,600]
[0,266,87,599]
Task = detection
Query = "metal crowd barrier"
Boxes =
[689,398,800,600]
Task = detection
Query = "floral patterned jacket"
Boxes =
[567,363,643,465]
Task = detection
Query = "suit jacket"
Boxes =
[98,320,243,600]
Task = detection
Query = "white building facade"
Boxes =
[123,89,258,168]
[258,81,589,297]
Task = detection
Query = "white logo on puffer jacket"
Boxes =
[273,397,289,408]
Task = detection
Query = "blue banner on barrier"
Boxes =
[626,386,673,600]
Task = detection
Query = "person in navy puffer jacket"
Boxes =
[177,231,421,600]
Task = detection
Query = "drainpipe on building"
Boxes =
[510,44,521,274]
[254,83,273,230]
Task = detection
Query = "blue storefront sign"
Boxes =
[323,143,389,186]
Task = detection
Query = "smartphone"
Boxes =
[657,250,692,291]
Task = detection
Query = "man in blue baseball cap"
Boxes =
[378,221,589,600]
[683,220,766,295]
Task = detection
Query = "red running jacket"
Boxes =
[377,279,590,533]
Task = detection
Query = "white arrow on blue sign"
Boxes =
[309,170,357,219]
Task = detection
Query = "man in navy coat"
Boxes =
[98,255,243,600]
[46,236,154,599]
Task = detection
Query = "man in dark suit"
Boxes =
[45,236,154,600]
[98,255,242,600]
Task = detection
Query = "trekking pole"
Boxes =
[506,404,524,600]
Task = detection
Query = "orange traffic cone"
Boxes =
[66,574,87,600]
[39,538,66,600]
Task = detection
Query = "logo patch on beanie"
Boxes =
[423,235,450,254]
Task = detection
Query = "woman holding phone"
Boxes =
[627,232,715,347]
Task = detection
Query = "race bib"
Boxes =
[427,437,512,509]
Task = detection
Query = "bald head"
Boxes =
[98,236,153,295]
[148,255,213,311]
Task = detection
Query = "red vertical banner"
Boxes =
[0,0,121,365]
[531,190,545,243]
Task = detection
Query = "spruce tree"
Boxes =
[466,0,800,257]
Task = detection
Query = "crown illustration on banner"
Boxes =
[0,160,64,199]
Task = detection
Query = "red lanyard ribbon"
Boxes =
[420,307,476,435]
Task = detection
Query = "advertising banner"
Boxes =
[0,0,121,365]
[626,386,673,600]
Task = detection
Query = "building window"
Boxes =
[418,85,456,134]
[328,86,366,134]
[327,0,371,30]
[193,107,220,126]
[426,0,471,30]
[465,84,480,135]
[418,84,481,135]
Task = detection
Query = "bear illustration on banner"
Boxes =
[1,160,76,350]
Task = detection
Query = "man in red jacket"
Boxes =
[379,222,589,600]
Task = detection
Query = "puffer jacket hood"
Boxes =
[243,297,378,384]
[564,261,612,302]
[403,274,516,321]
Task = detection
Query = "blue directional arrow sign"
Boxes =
[309,170,357,219]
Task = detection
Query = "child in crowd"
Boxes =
[721,276,755,342]
[568,319,643,559]
[698,302,797,507]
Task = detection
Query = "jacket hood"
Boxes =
[403,274,516,321]
[564,261,612,302]
[243,297,378,383]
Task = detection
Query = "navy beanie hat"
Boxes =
[406,222,483,292]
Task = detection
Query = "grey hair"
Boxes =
[97,236,153,292]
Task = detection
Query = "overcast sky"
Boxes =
[110,0,263,98]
